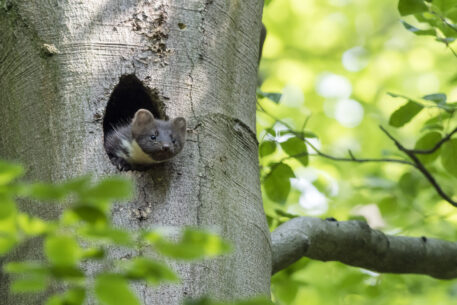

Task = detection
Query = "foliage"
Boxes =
[0,161,244,305]
[259,0,457,304]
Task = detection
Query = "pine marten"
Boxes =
[104,109,186,171]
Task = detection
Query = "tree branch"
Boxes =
[405,126,457,154]
[271,217,457,279]
[380,126,457,207]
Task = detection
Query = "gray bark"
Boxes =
[272,217,457,279]
[0,1,269,304]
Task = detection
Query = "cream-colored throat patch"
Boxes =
[126,140,156,164]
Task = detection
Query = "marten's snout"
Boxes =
[161,143,171,151]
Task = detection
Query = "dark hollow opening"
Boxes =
[103,74,164,137]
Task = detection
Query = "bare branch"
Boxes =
[380,126,457,207]
[271,217,457,279]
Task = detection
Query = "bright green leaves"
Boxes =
[124,257,178,285]
[45,235,81,266]
[95,274,141,305]
[0,160,235,305]
[414,132,442,163]
[264,163,295,204]
[46,287,85,305]
[398,0,428,16]
[0,161,23,185]
[280,137,308,166]
[441,139,457,177]
[184,297,274,305]
[389,100,424,127]
[83,177,132,202]
[144,229,231,260]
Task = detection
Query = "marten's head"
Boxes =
[131,109,186,162]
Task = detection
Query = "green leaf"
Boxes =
[147,229,231,260]
[389,100,424,127]
[0,234,17,255]
[263,163,295,204]
[0,195,16,220]
[11,274,48,293]
[280,137,308,166]
[84,177,132,201]
[71,205,107,224]
[17,214,50,235]
[398,0,428,16]
[46,287,86,305]
[95,274,141,305]
[432,0,456,14]
[81,228,134,246]
[0,161,23,185]
[44,235,80,266]
[124,257,178,284]
[401,20,435,35]
[423,93,447,104]
[49,265,85,279]
[81,247,105,260]
[22,183,68,201]
[4,262,48,274]
[441,139,457,177]
[61,176,92,194]
[259,141,277,157]
[414,132,442,163]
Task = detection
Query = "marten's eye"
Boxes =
[150,135,157,140]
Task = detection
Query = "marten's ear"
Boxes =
[132,109,155,138]
[172,117,186,136]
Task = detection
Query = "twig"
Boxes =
[380,126,457,207]
[407,126,457,154]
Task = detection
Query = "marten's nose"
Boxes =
[162,143,170,151]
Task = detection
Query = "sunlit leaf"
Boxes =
[0,161,23,186]
[280,137,308,166]
[0,195,16,220]
[263,163,295,204]
[0,233,18,255]
[124,257,178,284]
[398,0,428,16]
[11,274,48,293]
[4,262,48,274]
[21,183,68,201]
[146,229,231,260]
[389,100,423,127]
[441,139,457,177]
[44,235,80,266]
[46,287,86,305]
[414,132,442,163]
[84,177,132,201]
[81,247,105,260]
[61,175,92,194]
[17,214,50,236]
[81,228,134,246]
[95,274,141,305]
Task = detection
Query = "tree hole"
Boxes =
[103,74,164,137]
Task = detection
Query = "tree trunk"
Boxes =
[0,1,269,304]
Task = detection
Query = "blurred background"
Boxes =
[258,0,457,304]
